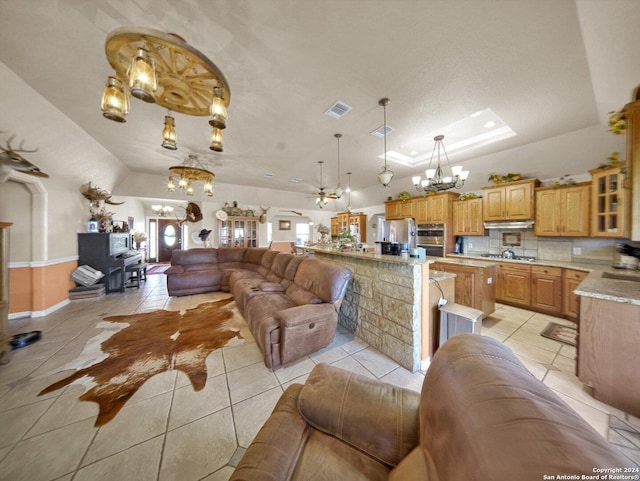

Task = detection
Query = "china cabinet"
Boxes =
[218,217,259,248]
[589,163,630,238]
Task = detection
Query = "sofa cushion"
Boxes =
[218,248,245,263]
[282,255,305,288]
[260,282,286,292]
[266,253,294,283]
[257,250,280,277]
[286,284,322,306]
[298,363,420,468]
[243,248,267,266]
[170,248,217,265]
[421,334,633,480]
[182,263,219,272]
[293,257,351,303]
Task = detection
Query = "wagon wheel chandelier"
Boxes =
[167,154,215,196]
[100,26,230,152]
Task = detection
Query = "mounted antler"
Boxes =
[259,204,270,224]
[80,182,124,205]
[0,133,49,179]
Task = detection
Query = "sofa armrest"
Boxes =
[165,265,184,275]
[230,384,309,481]
[277,303,335,328]
[298,363,420,467]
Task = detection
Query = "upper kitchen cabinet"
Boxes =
[535,184,590,237]
[385,199,414,220]
[414,192,457,224]
[626,99,640,240]
[482,179,540,221]
[453,197,485,236]
[589,163,631,238]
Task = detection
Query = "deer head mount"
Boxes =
[80,182,124,205]
[0,133,49,180]
[259,204,270,224]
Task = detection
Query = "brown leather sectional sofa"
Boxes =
[165,248,352,369]
[231,334,636,480]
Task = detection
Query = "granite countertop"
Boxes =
[427,255,497,268]
[445,253,640,305]
[428,270,456,282]
[309,246,432,266]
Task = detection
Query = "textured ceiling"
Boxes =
[0,0,639,197]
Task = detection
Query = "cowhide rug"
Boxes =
[39,297,252,426]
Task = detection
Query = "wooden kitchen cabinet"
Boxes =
[453,198,485,236]
[385,199,414,220]
[563,269,588,322]
[535,184,590,237]
[531,265,562,314]
[589,163,631,238]
[482,179,540,221]
[578,295,640,417]
[330,216,340,237]
[414,192,456,224]
[495,262,531,306]
[348,213,367,243]
[431,261,495,318]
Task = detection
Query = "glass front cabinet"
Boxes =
[589,163,630,238]
[218,217,259,248]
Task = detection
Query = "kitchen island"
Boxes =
[310,247,454,371]
[574,268,640,417]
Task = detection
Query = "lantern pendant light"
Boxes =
[377,98,394,187]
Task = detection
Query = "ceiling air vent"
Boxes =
[370,125,394,138]
[325,101,352,119]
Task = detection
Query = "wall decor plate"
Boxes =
[216,210,228,221]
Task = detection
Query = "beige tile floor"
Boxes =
[0,273,639,480]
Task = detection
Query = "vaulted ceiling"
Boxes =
[1,0,639,198]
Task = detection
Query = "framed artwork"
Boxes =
[279,220,291,231]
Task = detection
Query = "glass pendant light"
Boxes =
[100,76,129,122]
[127,48,157,103]
[209,127,223,152]
[377,98,394,187]
[186,180,194,196]
[167,176,176,192]
[204,179,214,196]
[209,86,228,129]
[161,114,178,150]
[178,175,189,190]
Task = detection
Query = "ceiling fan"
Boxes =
[312,160,338,209]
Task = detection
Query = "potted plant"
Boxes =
[334,230,356,252]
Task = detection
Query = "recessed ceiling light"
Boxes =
[290,178,302,183]
[264,172,275,178]
[484,121,496,128]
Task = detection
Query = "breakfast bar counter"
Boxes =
[310,247,453,371]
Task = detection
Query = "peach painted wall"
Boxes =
[9,260,76,314]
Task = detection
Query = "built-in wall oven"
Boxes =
[416,223,446,257]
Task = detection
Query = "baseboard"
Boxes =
[9,298,70,319]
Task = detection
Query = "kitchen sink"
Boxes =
[601,271,640,282]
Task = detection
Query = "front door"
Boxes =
[158,219,182,262]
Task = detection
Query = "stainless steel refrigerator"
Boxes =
[378,218,416,255]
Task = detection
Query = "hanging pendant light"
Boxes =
[161,114,178,150]
[333,133,344,199]
[209,86,228,129]
[167,176,176,192]
[127,47,156,103]
[346,171,352,212]
[210,127,223,152]
[377,98,394,187]
[100,76,129,122]
[411,135,469,193]
[186,180,194,196]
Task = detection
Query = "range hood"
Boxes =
[483,220,535,230]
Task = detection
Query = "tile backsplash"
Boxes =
[462,230,620,265]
